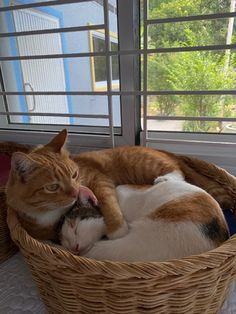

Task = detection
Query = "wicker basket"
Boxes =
[0,186,18,262]
[0,142,32,262]
[6,155,236,314]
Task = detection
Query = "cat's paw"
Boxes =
[154,175,168,185]
[154,171,184,185]
[107,221,129,240]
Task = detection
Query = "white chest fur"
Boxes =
[25,206,69,226]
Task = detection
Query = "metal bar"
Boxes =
[0,0,93,12]
[1,44,235,61]
[142,0,148,146]
[147,12,236,24]
[1,112,234,122]
[1,0,234,20]
[2,90,236,96]
[0,51,109,61]
[0,112,109,118]
[147,44,236,53]
[0,68,10,124]
[146,116,236,122]
[103,0,114,147]
[0,24,105,38]
[146,137,236,145]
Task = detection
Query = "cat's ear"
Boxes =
[11,152,37,181]
[78,186,98,206]
[45,129,67,153]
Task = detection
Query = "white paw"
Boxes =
[154,171,184,185]
[154,176,168,185]
[107,221,129,239]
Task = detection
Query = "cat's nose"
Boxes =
[73,244,79,252]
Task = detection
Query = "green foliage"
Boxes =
[146,0,236,132]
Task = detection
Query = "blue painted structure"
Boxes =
[0,0,121,127]
[3,0,74,124]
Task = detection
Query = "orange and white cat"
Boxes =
[6,129,232,242]
[60,171,229,262]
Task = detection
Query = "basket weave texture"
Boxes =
[0,142,32,262]
[6,155,236,314]
[0,186,18,262]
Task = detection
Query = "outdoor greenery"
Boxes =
[145,0,236,132]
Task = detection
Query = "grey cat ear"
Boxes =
[45,129,67,153]
[11,152,36,180]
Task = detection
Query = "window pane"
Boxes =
[2,57,108,92]
[0,0,120,134]
[148,18,234,49]
[0,2,104,32]
[142,95,236,133]
[147,51,236,91]
[146,119,236,133]
[147,95,236,117]
[148,0,233,19]
[3,95,121,127]
[0,30,108,57]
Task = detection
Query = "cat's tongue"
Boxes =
[78,186,98,206]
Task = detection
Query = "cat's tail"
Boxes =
[176,155,236,214]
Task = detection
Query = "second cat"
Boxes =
[60,171,229,262]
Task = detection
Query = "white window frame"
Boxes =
[0,0,236,175]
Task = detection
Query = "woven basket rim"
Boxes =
[7,206,236,280]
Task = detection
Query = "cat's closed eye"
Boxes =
[45,183,60,192]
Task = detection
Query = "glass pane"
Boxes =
[148,18,234,48]
[0,0,121,132]
[147,51,236,91]
[146,119,236,133]
[141,95,236,133]
[0,29,110,57]
[148,0,233,19]
[4,95,121,127]
[147,95,236,118]
[2,57,108,92]
[0,2,104,32]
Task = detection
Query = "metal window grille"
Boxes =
[0,0,139,149]
[0,0,236,154]
[141,0,236,148]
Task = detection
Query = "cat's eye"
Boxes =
[45,183,60,192]
[72,170,79,179]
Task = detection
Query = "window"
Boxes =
[0,0,138,148]
[0,0,236,174]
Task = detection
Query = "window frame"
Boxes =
[0,0,141,148]
[0,0,235,175]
